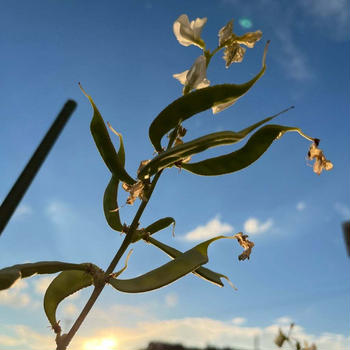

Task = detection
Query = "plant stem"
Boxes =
[58,171,162,350]
[58,126,180,349]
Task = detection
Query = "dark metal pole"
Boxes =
[0,100,77,236]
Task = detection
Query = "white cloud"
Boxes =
[0,315,348,350]
[231,317,246,325]
[297,201,306,211]
[0,325,52,350]
[298,0,347,40]
[45,200,74,228]
[243,217,273,235]
[13,204,33,220]
[165,293,178,308]
[33,276,55,295]
[275,316,294,325]
[62,302,79,317]
[275,27,313,81]
[334,202,350,220]
[0,279,31,308]
[182,216,233,241]
[0,333,21,347]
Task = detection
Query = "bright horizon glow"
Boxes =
[83,337,118,350]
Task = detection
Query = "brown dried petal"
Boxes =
[234,232,254,261]
[308,143,333,175]
[218,19,233,46]
[122,181,145,205]
[223,43,246,68]
[235,30,262,48]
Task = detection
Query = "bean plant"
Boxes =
[0,15,333,350]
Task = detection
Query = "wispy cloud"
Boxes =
[0,280,31,308]
[165,293,178,308]
[62,302,79,317]
[275,27,313,81]
[182,216,233,241]
[33,276,55,295]
[12,204,33,220]
[45,200,73,228]
[297,201,306,211]
[298,0,348,41]
[231,317,246,325]
[334,202,350,220]
[243,217,273,235]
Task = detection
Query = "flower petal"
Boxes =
[235,30,262,48]
[185,55,208,91]
[173,14,207,48]
[190,17,207,42]
[218,19,233,46]
[223,43,246,68]
[196,78,210,89]
[173,70,189,85]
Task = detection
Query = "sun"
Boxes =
[83,337,118,350]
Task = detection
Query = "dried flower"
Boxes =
[173,14,207,49]
[173,55,210,94]
[308,141,333,175]
[218,19,233,46]
[218,20,262,68]
[233,232,255,260]
[122,181,147,205]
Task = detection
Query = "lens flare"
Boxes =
[239,18,252,29]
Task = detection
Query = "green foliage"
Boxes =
[139,110,292,179]
[147,237,232,287]
[0,262,89,291]
[80,84,135,185]
[103,128,126,232]
[182,125,301,176]
[149,64,266,153]
[44,270,94,329]
[144,217,176,236]
[108,235,233,293]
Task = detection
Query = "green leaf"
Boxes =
[80,84,135,185]
[0,269,21,290]
[182,124,300,176]
[144,217,175,236]
[132,217,176,243]
[44,270,94,329]
[108,235,233,293]
[103,128,126,232]
[139,112,281,179]
[149,45,268,153]
[103,175,123,231]
[147,237,232,288]
[0,261,88,290]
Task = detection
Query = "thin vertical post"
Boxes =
[0,100,77,235]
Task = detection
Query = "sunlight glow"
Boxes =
[83,337,118,350]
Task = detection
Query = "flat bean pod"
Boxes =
[182,125,300,176]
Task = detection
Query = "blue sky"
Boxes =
[0,1,349,349]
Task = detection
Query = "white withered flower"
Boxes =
[173,55,210,94]
[173,14,207,49]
